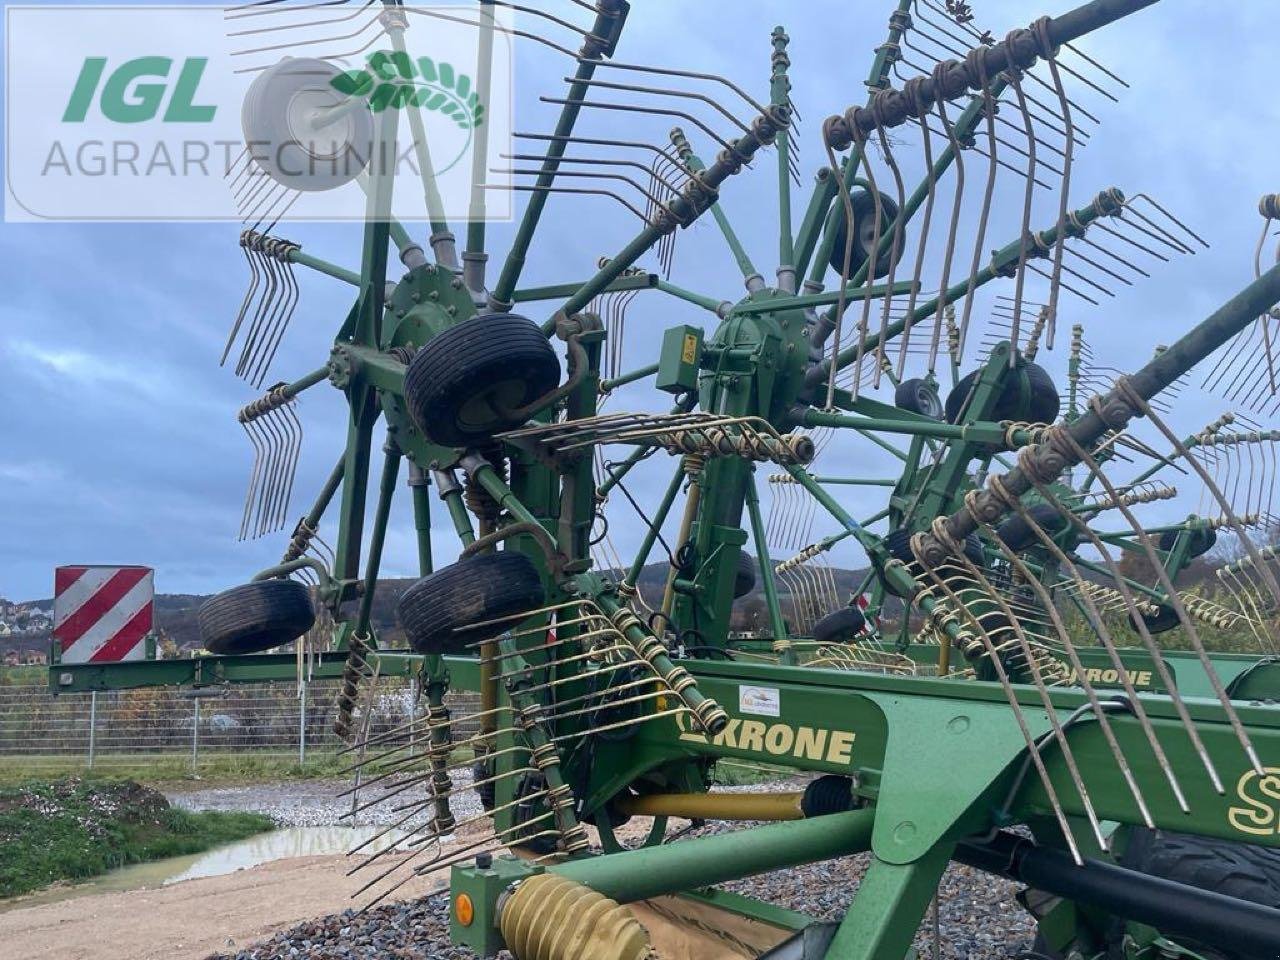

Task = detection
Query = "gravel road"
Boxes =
[210,818,1037,960]
[166,775,484,830]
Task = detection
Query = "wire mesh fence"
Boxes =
[0,669,480,777]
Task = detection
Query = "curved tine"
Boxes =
[249,252,297,387]
[483,183,648,222]
[227,1,375,36]
[1064,246,1133,287]
[1116,210,1194,256]
[1002,496,1190,816]
[569,76,753,139]
[929,84,967,376]
[495,167,670,210]
[937,542,1113,853]
[1074,440,1265,778]
[226,1,366,22]
[250,252,299,388]
[897,104,937,379]
[1125,194,1209,250]
[915,561,1087,861]
[238,419,267,541]
[229,7,384,59]
[224,238,264,366]
[540,97,741,160]
[277,401,305,531]
[1091,220,1170,262]
[237,246,280,378]
[514,132,697,179]
[579,56,770,118]
[259,189,303,238]
[957,79,1000,358]
[404,7,577,59]
[501,153,685,195]
[254,409,286,538]
[1063,40,1128,87]
[870,124,908,389]
[489,1,590,39]
[1024,38,1075,353]
[1076,234,1150,278]
[235,168,277,217]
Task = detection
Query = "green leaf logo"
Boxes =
[330,51,484,129]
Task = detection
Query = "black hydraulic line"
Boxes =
[955,832,1280,959]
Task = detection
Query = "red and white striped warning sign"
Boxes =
[53,566,154,664]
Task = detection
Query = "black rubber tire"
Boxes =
[397,552,545,655]
[1131,603,1182,636]
[473,758,495,812]
[884,528,983,566]
[944,361,1060,426]
[733,551,757,599]
[1159,526,1218,559]
[199,579,315,655]
[811,606,867,643]
[1035,829,1280,960]
[825,190,906,281]
[995,504,1069,552]
[801,775,856,817]
[894,378,944,420]
[404,313,560,447]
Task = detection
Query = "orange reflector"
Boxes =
[455,893,475,927]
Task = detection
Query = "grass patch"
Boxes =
[0,777,274,898]
[0,752,351,787]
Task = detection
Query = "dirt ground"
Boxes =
[0,851,446,960]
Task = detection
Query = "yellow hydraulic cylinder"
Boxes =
[614,791,806,821]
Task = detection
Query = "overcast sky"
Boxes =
[2,0,1278,602]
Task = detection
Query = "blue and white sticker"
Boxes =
[738,684,780,718]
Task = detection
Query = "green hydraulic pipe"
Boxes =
[512,273,655,304]
[492,3,625,307]
[388,25,454,264]
[408,465,433,575]
[290,250,361,287]
[601,361,659,392]
[671,128,761,287]
[654,279,727,317]
[355,441,402,636]
[730,279,916,315]
[463,0,498,286]
[282,454,345,564]
[771,26,795,286]
[746,470,792,661]
[813,476,897,487]
[436,472,476,546]
[551,808,875,904]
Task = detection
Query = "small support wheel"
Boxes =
[396,552,546,655]
[812,606,867,643]
[944,361,1060,425]
[241,58,374,192]
[198,579,316,655]
[403,313,561,447]
[825,189,907,280]
[895,378,944,419]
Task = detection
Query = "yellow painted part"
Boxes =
[615,792,805,821]
[499,872,651,960]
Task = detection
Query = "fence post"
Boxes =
[88,691,97,770]
[298,680,307,766]
[191,697,200,776]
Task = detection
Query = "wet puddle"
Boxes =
[0,825,408,913]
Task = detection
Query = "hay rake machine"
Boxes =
[113,0,1280,956]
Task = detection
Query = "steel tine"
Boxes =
[224,232,264,366]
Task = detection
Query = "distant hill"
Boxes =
[12,558,869,654]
